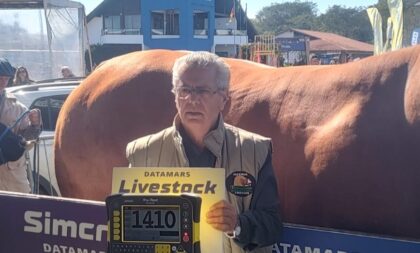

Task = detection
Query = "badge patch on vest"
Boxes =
[226,171,256,196]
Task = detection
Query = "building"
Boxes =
[276,28,374,65]
[87,0,255,64]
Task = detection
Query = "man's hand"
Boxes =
[28,109,41,126]
[206,200,238,232]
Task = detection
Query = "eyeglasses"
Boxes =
[175,86,220,99]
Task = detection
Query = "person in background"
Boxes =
[13,66,34,86]
[309,55,320,65]
[61,66,75,78]
[0,58,42,193]
[126,52,282,253]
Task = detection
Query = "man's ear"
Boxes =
[220,92,229,110]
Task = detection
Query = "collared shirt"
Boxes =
[179,125,216,167]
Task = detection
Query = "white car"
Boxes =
[5,79,80,195]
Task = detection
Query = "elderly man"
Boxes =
[0,58,42,193]
[126,52,282,253]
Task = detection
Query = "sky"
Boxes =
[80,0,379,19]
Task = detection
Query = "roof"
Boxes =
[87,0,105,21]
[291,28,373,52]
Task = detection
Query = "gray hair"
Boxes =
[172,51,230,91]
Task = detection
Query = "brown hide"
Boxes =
[55,47,420,239]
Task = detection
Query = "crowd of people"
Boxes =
[308,53,360,65]
[1,63,76,87]
[0,57,78,193]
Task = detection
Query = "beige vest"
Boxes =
[126,116,273,253]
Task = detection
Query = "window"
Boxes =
[124,14,140,34]
[104,15,121,34]
[30,95,68,131]
[151,10,179,36]
[193,11,209,36]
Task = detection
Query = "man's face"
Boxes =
[0,76,10,91]
[18,69,27,78]
[62,69,71,78]
[175,66,227,134]
[310,58,320,65]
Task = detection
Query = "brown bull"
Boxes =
[55,46,420,240]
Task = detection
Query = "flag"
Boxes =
[367,8,383,55]
[388,0,403,51]
[229,0,235,22]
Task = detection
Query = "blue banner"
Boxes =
[0,191,107,253]
[273,224,420,253]
[1,191,419,253]
[276,38,306,51]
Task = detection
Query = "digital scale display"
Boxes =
[106,194,201,253]
[123,205,180,242]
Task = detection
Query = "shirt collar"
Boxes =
[172,113,225,159]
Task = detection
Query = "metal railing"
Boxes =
[102,28,141,35]
[26,134,57,195]
[215,29,247,36]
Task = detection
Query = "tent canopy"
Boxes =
[0,0,90,80]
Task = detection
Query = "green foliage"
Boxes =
[252,1,374,42]
[318,5,373,43]
[253,0,420,45]
[254,1,319,35]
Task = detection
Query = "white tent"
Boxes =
[0,0,91,80]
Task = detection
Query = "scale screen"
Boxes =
[123,205,180,243]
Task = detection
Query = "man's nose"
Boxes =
[188,90,200,100]
[187,92,200,105]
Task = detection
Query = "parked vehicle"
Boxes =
[5,78,81,195]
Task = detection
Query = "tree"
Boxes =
[253,1,319,35]
[318,5,373,42]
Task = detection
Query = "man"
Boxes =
[0,58,42,193]
[309,55,320,65]
[126,52,282,253]
[61,66,75,78]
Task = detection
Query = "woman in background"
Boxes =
[13,66,34,86]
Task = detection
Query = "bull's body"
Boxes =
[55,47,420,239]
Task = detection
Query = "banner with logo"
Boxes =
[276,38,306,52]
[0,191,107,253]
[274,223,420,253]
[1,190,420,253]
[112,167,225,253]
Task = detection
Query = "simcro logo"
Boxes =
[24,210,107,241]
